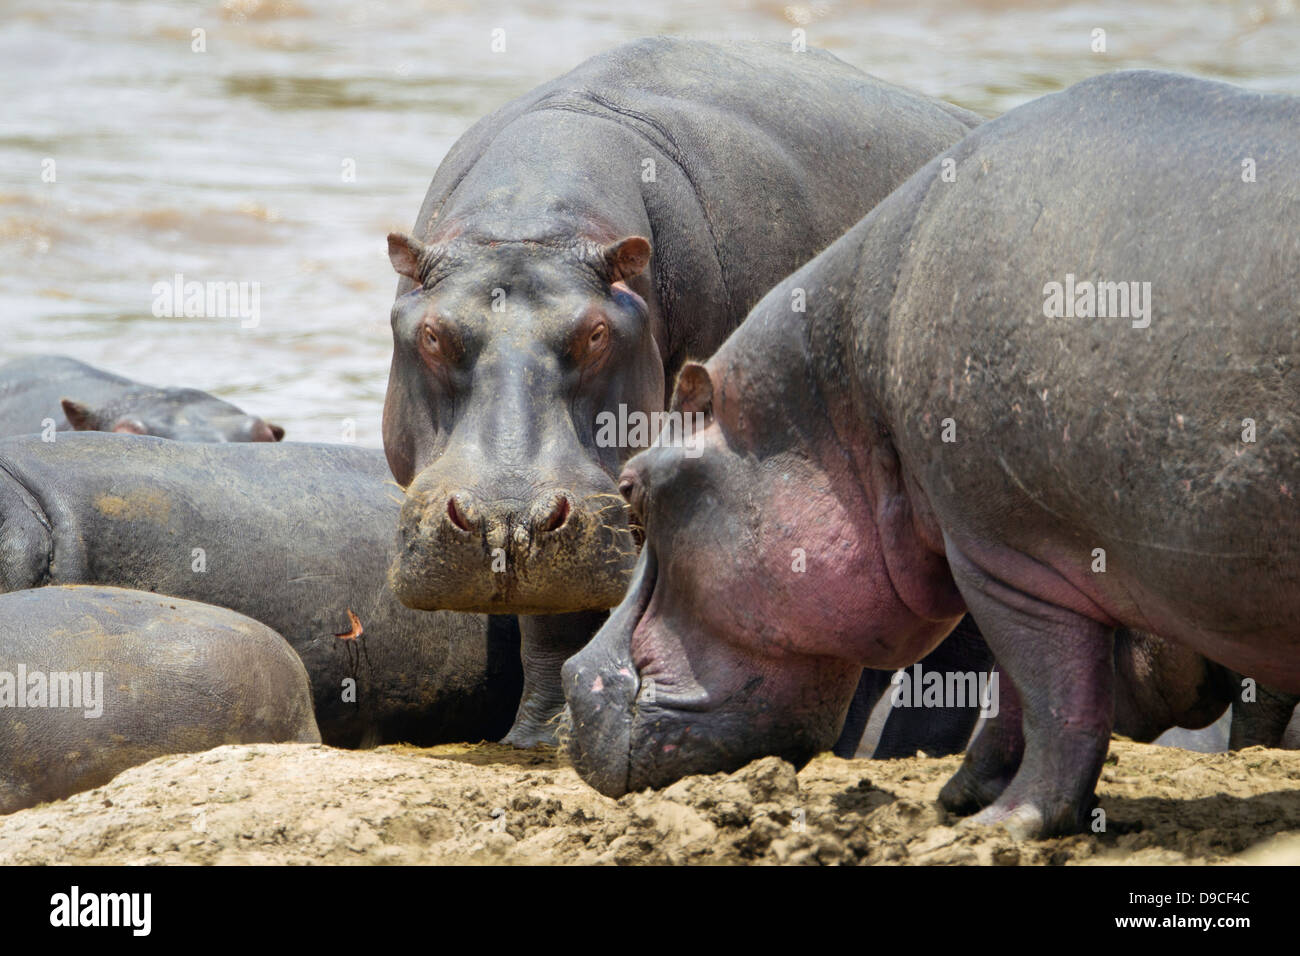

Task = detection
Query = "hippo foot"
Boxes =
[504,611,607,749]
[965,785,1098,840]
[937,666,1024,816]
[969,803,1045,840]
[938,760,1016,817]
[500,715,561,749]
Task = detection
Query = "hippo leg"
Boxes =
[1282,709,1300,749]
[832,669,892,758]
[503,611,607,748]
[942,544,1115,838]
[1229,675,1300,748]
[875,694,984,760]
[938,667,1024,814]
[875,616,993,759]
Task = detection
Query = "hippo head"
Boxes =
[61,392,284,443]
[383,229,663,614]
[562,301,963,796]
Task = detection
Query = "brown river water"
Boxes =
[2,0,1298,444]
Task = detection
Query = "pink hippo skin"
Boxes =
[562,70,1300,838]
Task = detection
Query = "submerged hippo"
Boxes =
[383,36,981,745]
[0,585,318,813]
[564,71,1300,837]
[0,355,284,441]
[0,433,521,747]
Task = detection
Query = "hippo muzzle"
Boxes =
[562,547,843,797]
[389,464,638,615]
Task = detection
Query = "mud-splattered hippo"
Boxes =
[383,36,981,746]
[0,355,284,441]
[0,433,521,747]
[0,585,318,813]
[564,71,1300,837]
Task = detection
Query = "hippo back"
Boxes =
[0,585,319,813]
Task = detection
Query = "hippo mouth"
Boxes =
[564,545,801,797]
[561,547,656,796]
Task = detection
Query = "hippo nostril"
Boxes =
[446,494,478,533]
[537,495,570,535]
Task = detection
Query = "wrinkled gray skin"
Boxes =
[834,616,991,759]
[0,355,284,442]
[1114,630,1300,749]
[565,72,1300,838]
[0,433,522,747]
[383,37,981,746]
[0,585,319,813]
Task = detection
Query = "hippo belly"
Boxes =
[0,585,318,814]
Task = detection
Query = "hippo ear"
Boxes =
[387,233,426,283]
[109,417,148,435]
[269,423,286,441]
[61,399,99,431]
[603,237,652,283]
[671,362,713,417]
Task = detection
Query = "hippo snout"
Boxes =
[246,417,286,443]
[441,489,574,548]
[563,547,865,797]
[561,638,638,797]
[389,471,638,615]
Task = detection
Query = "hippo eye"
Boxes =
[422,325,439,354]
[583,323,611,363]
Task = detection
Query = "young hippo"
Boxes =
[0,434,522,748]
[839,625,1299,760]
[563,70,1300,838]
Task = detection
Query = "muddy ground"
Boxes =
[2,739,1299,865]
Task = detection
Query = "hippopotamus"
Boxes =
[0,585,319,813]
[563,70,1300,838]
[0,355,284,441]
[0,433,521,747]
[382,36,982,746]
